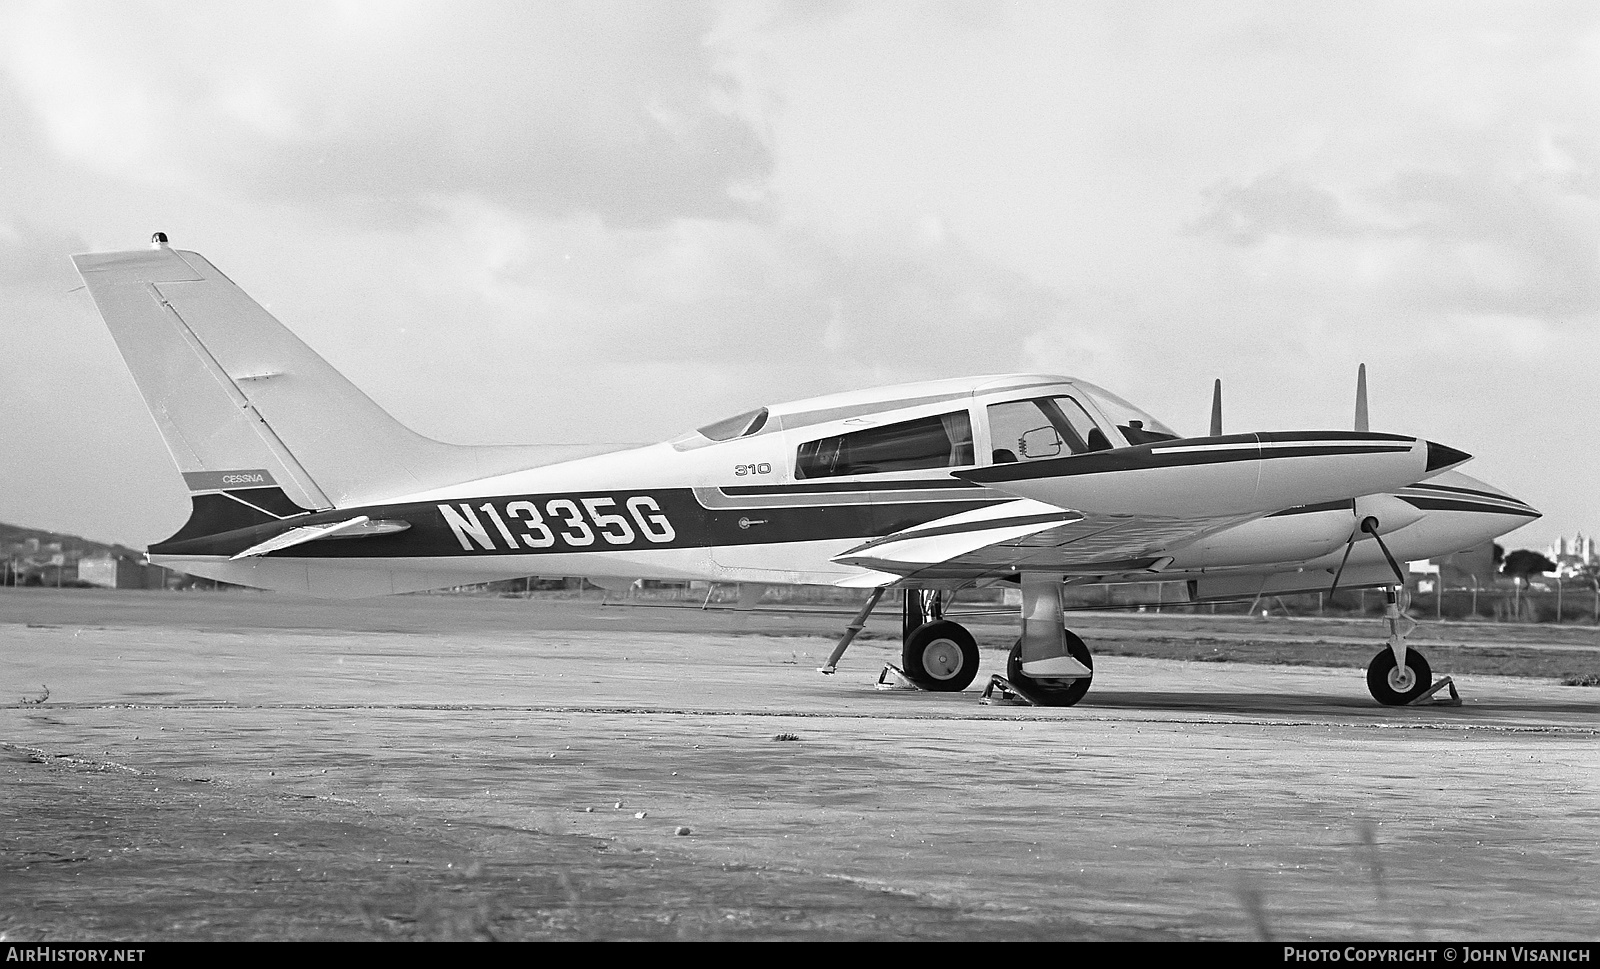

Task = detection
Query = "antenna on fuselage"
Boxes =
[1209,379,1223,437]
[1354,363,1369,432]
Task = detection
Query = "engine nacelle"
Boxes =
[1166,504,1352,569]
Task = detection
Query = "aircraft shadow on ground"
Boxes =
[1073,689,1600,718]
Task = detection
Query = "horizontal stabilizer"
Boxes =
[229,516,410,560]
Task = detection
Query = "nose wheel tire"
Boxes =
[903,620,980,692]
[1366,647,1432,705]
[1006,632,1094,707]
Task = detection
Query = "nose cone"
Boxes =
[1425,441,1472,473]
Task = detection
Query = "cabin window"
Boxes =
[987,396,1109,463]
[795,411,973,479]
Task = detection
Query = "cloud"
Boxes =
[0,221,90,291]
[400,200,1070,406]
[1188,172,1362,245]
[1186,165,1600,324]
[0,0,770,228]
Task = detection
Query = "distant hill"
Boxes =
[0,522,141,563]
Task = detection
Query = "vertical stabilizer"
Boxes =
[73,238,615,515]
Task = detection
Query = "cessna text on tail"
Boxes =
[73,234,1538,707]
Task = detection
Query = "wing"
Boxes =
[832,498,1257,582]
[832,429,1473,584]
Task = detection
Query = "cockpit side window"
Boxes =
[987,396,1110,463]
[795,411,974,479]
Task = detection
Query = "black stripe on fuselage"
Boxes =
[148,486,1003,559]
[722,478,983,495]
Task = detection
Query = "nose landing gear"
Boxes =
[1364,585,1460,706]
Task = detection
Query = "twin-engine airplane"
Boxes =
[73,235,1538,707]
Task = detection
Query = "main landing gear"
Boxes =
[899,590,980,691]
[818,587,981,692]
[1000,631,1094,706]
[985,573,1094,707]
[821,576,1095,706]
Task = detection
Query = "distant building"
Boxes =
[76,554,169,590]
[1547,531,1597,577]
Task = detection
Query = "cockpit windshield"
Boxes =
[1074,384,1181,445]
[695,407,769,442]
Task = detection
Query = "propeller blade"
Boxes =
[1354,363,1369,433]
[1362,516,1408,585]
[1209,379,1223,437]
[1329,524,1358,593]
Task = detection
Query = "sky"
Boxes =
[1,0,1595,554]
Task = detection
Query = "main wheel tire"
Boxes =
[1006,632,1094,707]
[1366,647,1432,705]
[902,620,980,692]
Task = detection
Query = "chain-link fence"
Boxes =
[458,575,1600,624]
[1078,580,1600,624]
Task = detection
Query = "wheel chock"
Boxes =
[979,674,1035,706]
[875,664,921,691]
[1409,675,1461,706]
